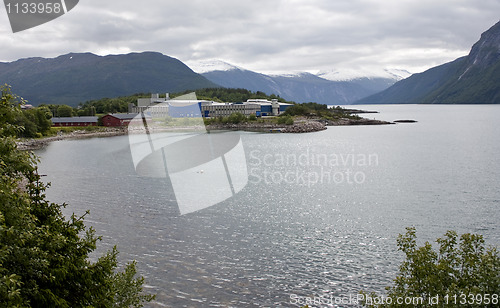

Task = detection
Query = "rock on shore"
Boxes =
[206,120,327,133]
[282,121,327,133]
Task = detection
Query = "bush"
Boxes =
[248,114,257,121]
[228,112,246,124]
[361,227,500,307]
[282,105,311,116]
[277,115,294,125]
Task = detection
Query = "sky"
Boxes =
[1,0,499,74]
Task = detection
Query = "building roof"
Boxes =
[104,113,141,120]
[51,116,98,123]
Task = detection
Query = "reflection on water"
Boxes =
[36,105,500,307]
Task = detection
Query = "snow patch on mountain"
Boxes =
[269,71,313,78]
[186,59,242,74]
[316,68,412,82]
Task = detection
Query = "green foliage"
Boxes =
[79,94,145,115]
[17,109,53,138]
[282,105,311,116]
[227,112,247,124]
[1,85,52,138]
[0,85,24,137]
[277,115,294,125]
[56,105,74,117]
[0,86,155,307]
[300,102,329,111]
[282,103,361,121]
[361,227,500,307]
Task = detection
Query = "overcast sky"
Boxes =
[1,0,499,74]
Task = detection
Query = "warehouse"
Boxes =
[51,116,98,127]
[129,94,293,119]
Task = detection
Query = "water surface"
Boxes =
[36,105,500,307]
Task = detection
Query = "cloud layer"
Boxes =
[1,0,499,73]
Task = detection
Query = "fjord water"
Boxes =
[36,105,500,307]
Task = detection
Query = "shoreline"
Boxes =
[16,117,393,151]
[16,128,128,151]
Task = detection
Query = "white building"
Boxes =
[200,102,261,117]
[129,94,293,118]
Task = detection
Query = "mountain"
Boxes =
[356,21,500,104]
[0,52,218,106]
[188,60,410,104]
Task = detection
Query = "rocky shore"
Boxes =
[17,117,394,151]
[323,118,394,126]
[206,117,393,133]
[16,128,127,151]
[206,119,328,133]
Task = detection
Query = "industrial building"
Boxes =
[200,101,261,117]
[129,94,293,118]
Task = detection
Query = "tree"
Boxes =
[361,227,500,307]
[26,108,52,136]
[282,105,310,117]
[56,105,74,117]
[277,114,294,125]
[0,85,155,307]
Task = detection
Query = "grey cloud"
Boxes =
[1,0,499,74]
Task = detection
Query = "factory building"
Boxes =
[200,102,261,117]
[129,94,293,119]
[201,99,292,118]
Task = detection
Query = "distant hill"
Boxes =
[188,60,410,105]
[356,20,500,104]
[0,52,218,106]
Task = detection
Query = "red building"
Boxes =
[101,113,148,127]
[51,116,98,127]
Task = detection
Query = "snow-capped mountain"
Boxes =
[187,59,412,104]
[317,68,412,82]
[185,59,242,74]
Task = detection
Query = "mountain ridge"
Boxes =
[188,59,410,104]
[0,52,218,106]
